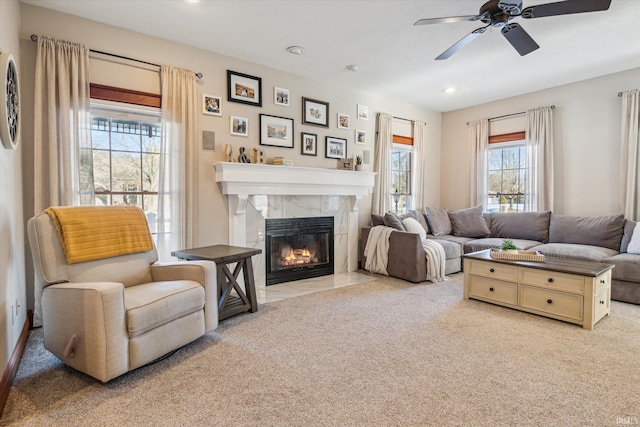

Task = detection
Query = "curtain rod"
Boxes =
[466,105,555,125]
[393,116,415,123]
[30,35,203,79]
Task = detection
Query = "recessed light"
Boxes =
[346,64,361,72]
[443,87,457,94]
[185,0,201,3]
[287,46,305,55]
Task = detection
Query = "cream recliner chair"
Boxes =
[28,209,218,382]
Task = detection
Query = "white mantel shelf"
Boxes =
[214,162,376,198]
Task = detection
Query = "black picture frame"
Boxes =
[227,70,262,107]
[325,136,347,159]
[302,97,329,128]
[259,114,294,148]
[301,132,317,156]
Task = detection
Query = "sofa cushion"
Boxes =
[383,211,406,231]
[430,239,461,259]
[490,211,551,243]
[532,243,618,262]
[371,214,384,226]
[549,214,625,251]
[425,207,452,236]
[464,238,542,254]
[448,206,490,238]
[125,280,205,339]
[620,220,637,253]
[626,222,640,254]
[602,253,640,282]
[402,217,427,240]
[413,209,430,234]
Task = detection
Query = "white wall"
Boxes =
[18,4,442,311]
[441,68,640,216]
[0,0,27,378]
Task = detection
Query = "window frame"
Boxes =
[390,141,413,215]
[487,138,528,213]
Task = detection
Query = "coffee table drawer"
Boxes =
[520,285,583,321]
[594,286,610,319]
[469,276,518,306]
[520,269,584,294]
[467,260,518,282]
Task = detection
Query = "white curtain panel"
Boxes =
[525,106,554,212]
[413,120,428,209]
[468,119,489,210]
[158,65,199,260]
[372,112,393,215]
[33,36,93,214]
[620,89,640,220]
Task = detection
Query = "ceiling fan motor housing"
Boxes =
[480,0,523,27]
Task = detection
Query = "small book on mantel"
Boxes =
[272,157,294,166]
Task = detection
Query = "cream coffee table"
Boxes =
[463,250,613,329]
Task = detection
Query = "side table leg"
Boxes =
[243,256,258,313]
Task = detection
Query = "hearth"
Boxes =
[265,216,334,285]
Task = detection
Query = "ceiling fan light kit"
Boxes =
[415,0,612,60]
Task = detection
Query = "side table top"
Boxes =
[172,244,262,263]
[463,249,614,277]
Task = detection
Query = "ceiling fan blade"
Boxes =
[501,23,540,56]
[414,15,480,26]
[435,26,488,60]
[521,0,611,19]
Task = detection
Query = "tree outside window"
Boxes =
[488,142,527,212]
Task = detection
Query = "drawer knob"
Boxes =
[547,278,554,283]
[600,279,605,284]
[547,299,553,304]
[489,287,494,292]
[489,268,495,273]
[600,300,605,305]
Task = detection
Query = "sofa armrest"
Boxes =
[386,231,427,283]
[151,261,218,332]
[42,282,129,382]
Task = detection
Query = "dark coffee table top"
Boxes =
[463,249,614,277]
[171,245,262,263]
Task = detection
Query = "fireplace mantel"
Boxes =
[214,162,376,279]
[215,162,376,214]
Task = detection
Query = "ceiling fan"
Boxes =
[414,0,612,60]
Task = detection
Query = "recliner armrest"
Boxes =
[42,282,129,382]
[151,261,218,332]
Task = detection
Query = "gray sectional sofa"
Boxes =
[361,207,640,305]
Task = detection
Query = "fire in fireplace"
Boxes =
[265,216,334,285]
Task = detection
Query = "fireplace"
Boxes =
[265,216,334,285]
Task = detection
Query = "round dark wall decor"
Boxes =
[0,52,20,149]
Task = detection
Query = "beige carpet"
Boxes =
[2,274,639,426]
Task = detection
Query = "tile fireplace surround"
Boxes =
[214,162,376,287]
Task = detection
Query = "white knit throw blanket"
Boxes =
[421,238,447,282]
[364,226,395,275]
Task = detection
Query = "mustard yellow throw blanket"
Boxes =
[45,206,154,264]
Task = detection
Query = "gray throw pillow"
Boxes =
[371,214,384,226]
[425,207,452,236]
[413,209,430,235]
[383,211,406,231]
[549,214,625,251]
[490,211,551,243]
[448,206,490,238]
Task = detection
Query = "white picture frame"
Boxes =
[338,113,349,129]
[203,94,222,116]
[355,129,366,145]
[357,104,369,120]
[274,87,290,106]
[230,116,249,137]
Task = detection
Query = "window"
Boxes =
[84,100,162,234]
[487,139,528,212]
[391,144,412,214]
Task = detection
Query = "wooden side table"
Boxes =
[171,245,262,320]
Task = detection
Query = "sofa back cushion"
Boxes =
[383,211,406,231]
[371,214,384,226]
[448,206,490,238]
[490,211,551,243]
[549,214,625,251]
[425,207,452,236]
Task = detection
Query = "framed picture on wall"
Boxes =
[355,129,366,145]
[274,87,290,106]
[338,113,349,129]
[301,132,317,156]
[227,70,262,107]
[259,114,294,148]
[302,97,329,127]
[203,94,222,116]
[230,116,249,137]
[325,136,347,159]
[357,104,369,120]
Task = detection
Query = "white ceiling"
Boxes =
[21,0,640,112]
